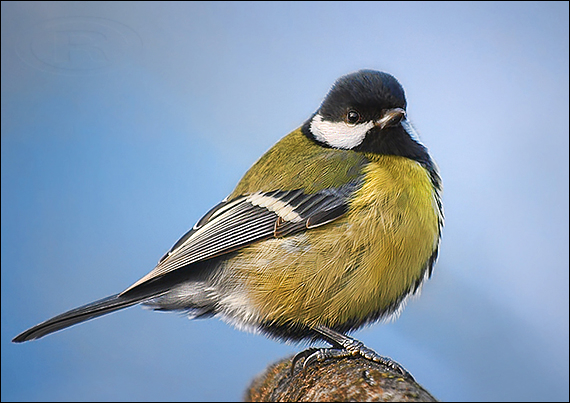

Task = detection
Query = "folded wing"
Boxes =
[121,182,360,295]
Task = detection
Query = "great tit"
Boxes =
[13,70,443,377]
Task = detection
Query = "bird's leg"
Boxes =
[291,324,414,380]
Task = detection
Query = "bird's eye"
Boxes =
[346,110,361,125]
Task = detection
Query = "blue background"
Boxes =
[2,2,568,401]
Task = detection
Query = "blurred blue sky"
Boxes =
[2,1,568,401]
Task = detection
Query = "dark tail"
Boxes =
[12,291,160,343]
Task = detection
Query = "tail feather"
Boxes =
[12,292,159,343]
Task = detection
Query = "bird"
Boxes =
[13,69,443,378]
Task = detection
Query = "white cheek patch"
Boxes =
[310,114,374,149]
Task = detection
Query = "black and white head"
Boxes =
[303,70,430,164]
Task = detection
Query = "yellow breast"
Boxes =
[227,155,441,330]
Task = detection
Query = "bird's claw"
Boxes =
[290,344,414,381]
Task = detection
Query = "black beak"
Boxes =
[376,108,406,129]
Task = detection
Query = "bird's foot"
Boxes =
[291,326,414,381]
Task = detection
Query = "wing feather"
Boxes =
[121,182,360,294]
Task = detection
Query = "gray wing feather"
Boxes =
[121,181,360,294]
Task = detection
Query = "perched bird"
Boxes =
[13,70,443,377]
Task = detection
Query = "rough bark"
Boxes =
[245,353,437,402]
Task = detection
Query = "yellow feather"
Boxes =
[225,155,441,329]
